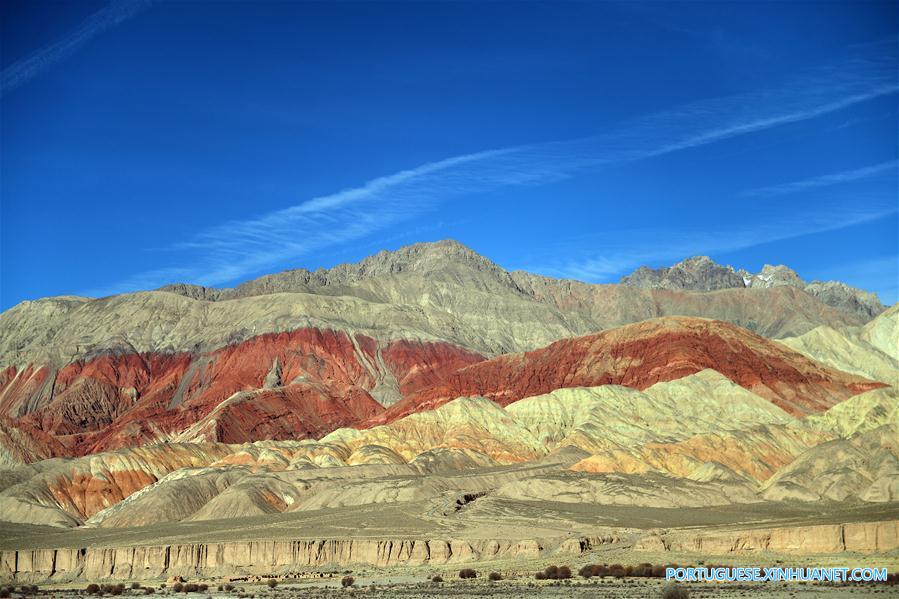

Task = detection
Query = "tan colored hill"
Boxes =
[760,424,899,503]
[779,303,898,386]
[779,326,899,385]
[572,386,899,486]
[861,303,899,362]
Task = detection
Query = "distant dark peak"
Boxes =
[620,256,885,318]
[620,256,745,292]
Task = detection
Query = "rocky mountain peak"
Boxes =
[620,256,886,319]
[620,255,746,292]
[158,240,512,301]
[749,264,805,289]
[330,239,504,279]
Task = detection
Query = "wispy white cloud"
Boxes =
[742,160,898,198]
[85,51,898,297]
[1,0,152,98]
[526,199,897,282]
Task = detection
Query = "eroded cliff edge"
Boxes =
[2,520,896,583]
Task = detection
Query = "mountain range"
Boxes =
[0,240,896,578]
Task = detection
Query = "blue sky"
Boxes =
[1,0,897,310]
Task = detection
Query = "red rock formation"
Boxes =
[0,318,881,460]
[381,340,485,395]
[374,317,884,424]
[0,364,51,417]
[0,416,68,464]
[1,329,485,458]
[186,382,384,444]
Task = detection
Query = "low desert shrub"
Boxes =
[430,576,442,583]
[578,565,593,579]
[661,582,690,599]
[144,588,154,595]
[184,583,199,593]
[543,565,558,579]
[265,580,277,589]
[558,566,571,579]
[132,583,141,590]
[488,572,502,581]
[224,585,234,592]
[86,585,101,595]
[340,576,354,588]
[171,584,183,593]
[534,572,546,580]
[458,569,477,579]
[0,588,10,599]
[197,584,207,592]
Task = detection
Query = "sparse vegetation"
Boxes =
[224,584,234,592]
[0,588,10,599]
[184,583,199,593]
[430,575,443,583]
[340,576,354,588]
[97,583,125,596]
[662,582,690,599]
[537,565,570,580]
[488,572,502,581]
[265,580,277,589]
[132,583,141,590]
[458,568,477,579]
[172,583,183,593]
[86,585,101,595]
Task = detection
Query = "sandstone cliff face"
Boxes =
[635,520,899,555]
[0,535,563,582]
[2,520,896,582]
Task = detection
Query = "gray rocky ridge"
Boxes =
[619,255,885,319]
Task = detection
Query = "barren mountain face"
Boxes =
[0,240,896,581]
